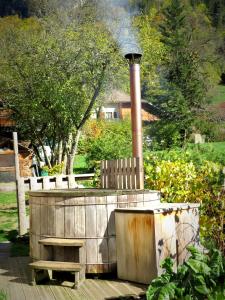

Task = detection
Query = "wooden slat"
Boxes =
[96,197,108,265]
[56,175,63,189]
[114,160,117,190]
[29,260,82,271]
[74,198,85,237]
[111,160,114,189]
[39,238,84,247]
[86,197,98,266]
[136,157,140,189]
[131,157,136,189]
[122,158,127,189]
[104,161,107,189]
[0,166,15,172]
[108,160,112,189]
[127,158,131,189]
[100,161,104,188]
[40,197,48,236]
[30,177,39,191]
[68,175,76,189]
[118,159,122,189]
[42,176,50,189]
[65,198,75,238]
[48,198,56,237]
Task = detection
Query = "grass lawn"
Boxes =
[188,141,225,165]
[0,192,17,242]
[73,154,95,187]
[73,154,90,173]
[0,191,29,256]
[209,84,225,105]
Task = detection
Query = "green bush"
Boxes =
[147,246,225,300]
[80,120,132,169]
[144,153,225,254]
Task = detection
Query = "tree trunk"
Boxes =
[64,133,73,174]
[50,136,56,166]
[68,129,82,175]
[58,140,63,164]
[39,139,52,169]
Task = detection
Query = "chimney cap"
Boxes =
[124,53,142,64]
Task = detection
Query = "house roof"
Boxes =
[105,90,149,104]
[104,90,161,117]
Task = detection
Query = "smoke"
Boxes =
[30,0,142,55]
[97,0,141,56]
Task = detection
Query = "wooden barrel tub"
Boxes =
[29,189,160,273]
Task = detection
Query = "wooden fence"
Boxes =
[21,173,94,191]
[100,157,144,190]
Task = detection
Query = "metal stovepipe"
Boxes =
[129,63,144,189]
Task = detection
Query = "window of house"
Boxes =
[114,112,119,119]
[105,112,113,119]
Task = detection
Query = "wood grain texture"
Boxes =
[100,157,143,189]
[39,238,85,247]
[55,197,65,238]
[30,190,161,274]
[47,197,56,237]
[115,205,200,284]
[29,260,82,271]
[65,198,75,238]
[85,197,97,265]
[115,211,156,284]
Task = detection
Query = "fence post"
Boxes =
[13,132,27,235]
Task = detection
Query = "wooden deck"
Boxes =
[0,256,147,300]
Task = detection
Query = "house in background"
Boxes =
[0,100,15,138]
[0,138,33,191]
[93,90,159,122]
[0,101,33,190]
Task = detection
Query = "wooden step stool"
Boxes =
[29,238,85,289]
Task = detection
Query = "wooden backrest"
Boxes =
[100,157,144,190]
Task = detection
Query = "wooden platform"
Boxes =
[0,256,147,300]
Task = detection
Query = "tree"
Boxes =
[202,0,225,28]
[148,0,209,149]
[0,11,125,173]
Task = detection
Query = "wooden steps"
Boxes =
[29,260,82,271]
[39,238,84,247]
[29,238,86,289]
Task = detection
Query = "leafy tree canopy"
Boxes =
[0,8,126,172]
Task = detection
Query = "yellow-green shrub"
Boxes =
[144,154,224,253]
[42,163,64,175]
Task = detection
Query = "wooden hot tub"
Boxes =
[29,189,160,273]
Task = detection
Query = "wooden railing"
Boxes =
[100,157,144,190]
[22,173,94,191]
